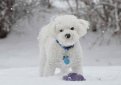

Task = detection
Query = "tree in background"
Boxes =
[0,0,41,39]
[0,0,15,38]
[66,0,121,35]
[40,0,52,8]
[1,0,121,39]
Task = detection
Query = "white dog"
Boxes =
[38,15,89,77]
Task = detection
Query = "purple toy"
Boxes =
[63,73,86,81]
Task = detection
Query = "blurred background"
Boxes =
[0,0,121,69]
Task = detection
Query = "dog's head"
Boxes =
[39,15,89,47]
[53,15,89,46]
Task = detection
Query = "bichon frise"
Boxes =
[38,15,89,77]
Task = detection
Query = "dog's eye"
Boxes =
[70,27,74,30]
[59,29,63,32]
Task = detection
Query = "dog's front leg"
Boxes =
[72,60,83,75]
[43,58,56,77]
[60,67,69,75]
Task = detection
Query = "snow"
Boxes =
[0,67,121,85]
[0,2,121,85]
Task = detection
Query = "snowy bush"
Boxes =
[66,0,121,35]
[0,0,41,39]
[1,0,121,39]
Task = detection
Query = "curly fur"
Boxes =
[38,15,89,77]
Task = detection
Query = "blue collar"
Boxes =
[56,40,74,51]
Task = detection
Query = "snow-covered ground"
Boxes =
[0,67,121,85]
[0,4,121,85]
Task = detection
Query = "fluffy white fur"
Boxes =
[38,15,89,77]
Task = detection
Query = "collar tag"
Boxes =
[63,56,70,64]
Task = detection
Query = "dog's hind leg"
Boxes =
[39,44,47,77]
[39,54,46,77]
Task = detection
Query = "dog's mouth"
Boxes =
[56,40,74,50]
[56,39,75,47]
[56,33,79,47]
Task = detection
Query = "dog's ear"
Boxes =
[78,19,89,37]
[37,21,56,41]
[79,19,89,29]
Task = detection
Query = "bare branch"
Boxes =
[114,3,120,32]
[65,0,74,13]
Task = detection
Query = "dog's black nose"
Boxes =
[65,34,71,38]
